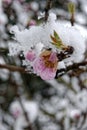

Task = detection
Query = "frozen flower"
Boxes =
[10,100,38,122]
[10,101,22,119]
[69,109,81,120]
[12,109,21,119]
[8,12,86,80]
[33,50,58,80]
[25,50,36,62]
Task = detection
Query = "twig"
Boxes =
[44,0,53,21]
[57,14,87,27]
[8,77,34,130]
[0,60,87,77]
[68,2,75,26]
[70,13,75,26]
[18,96,33,130]
[0,64,25,73]
[55,61,87,78]
[0,48,9,54]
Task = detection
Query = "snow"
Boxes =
[9,13,86,63]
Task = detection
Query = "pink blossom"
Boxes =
[49,52,58,62]
[33,50,58,80]
[12,109,21,119]
[25,50,36,62]
[29,20,36,26]
[41,68,56,80]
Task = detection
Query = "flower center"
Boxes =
[40,50,58,69]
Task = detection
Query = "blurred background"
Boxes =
[0,0,87,130]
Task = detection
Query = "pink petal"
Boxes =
[40,68,56,80]
[26,51,36,62]
[33,57,56,80]
[49,52,57,62]
[33,57,45,75]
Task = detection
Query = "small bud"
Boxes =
[50,30,68,50]
[68,2,76,26]
[68,2,75,14]
[70,109,81,120]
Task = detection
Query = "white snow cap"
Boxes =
[9,12,86,63]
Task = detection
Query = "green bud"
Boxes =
[50,30,68,49]
[68,2,75,14]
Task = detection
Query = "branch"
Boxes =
[57,14,87,27]
[55,61,87,78]
[18,96,33,130]
[0,64,25,73]
[44,0,53,21]
[0,60,87,77]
